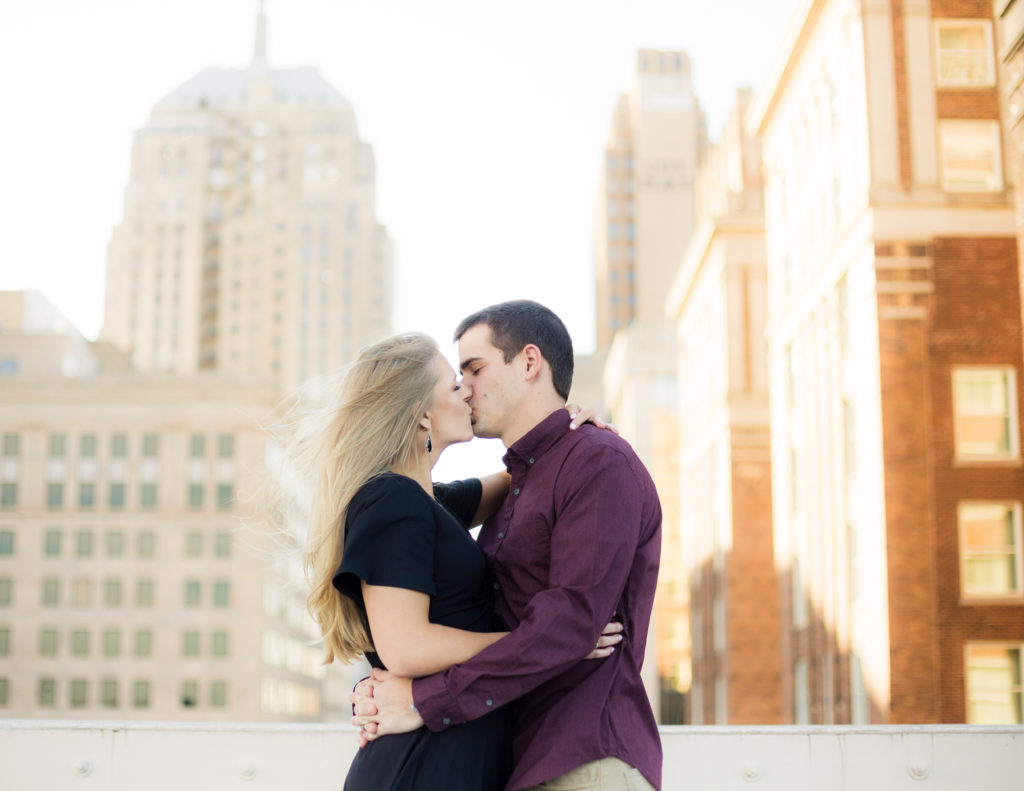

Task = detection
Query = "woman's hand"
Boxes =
[585,620,624,659]
[566,404,619,434]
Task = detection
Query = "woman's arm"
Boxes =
[362,582,509,677]
[469,471,511,527]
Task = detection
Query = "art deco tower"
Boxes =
[102,4,392,390]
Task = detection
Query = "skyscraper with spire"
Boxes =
[102,3,393,390]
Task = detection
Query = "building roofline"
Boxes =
[746,0,826,136]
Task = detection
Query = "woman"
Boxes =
[298,333,616,791]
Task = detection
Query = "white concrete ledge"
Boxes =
[1,721,1022,790]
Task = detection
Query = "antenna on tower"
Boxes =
[252,0,268,70]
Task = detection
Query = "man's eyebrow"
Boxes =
[459,356,482,373]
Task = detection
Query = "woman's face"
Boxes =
[425,354,473,450]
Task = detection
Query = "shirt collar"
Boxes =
[503,408,570,469]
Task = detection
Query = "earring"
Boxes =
[426,434,432,453]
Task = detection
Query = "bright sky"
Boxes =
[0,0,799,477]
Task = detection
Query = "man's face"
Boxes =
[457,323,522,441]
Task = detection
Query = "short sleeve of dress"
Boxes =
[332,476,436,606]
[432,478,483,528]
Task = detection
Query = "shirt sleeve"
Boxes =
[332,477,436,607]
[432,478,483,528]
[411,443,651,730]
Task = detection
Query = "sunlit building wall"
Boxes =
[0,309,331,720]
[752,0,1024,724]
[101,7,392,391]
[996,1,1024,282]
[667,89,780,725]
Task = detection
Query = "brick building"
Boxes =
[751,0,1024,723]
[667,89,781,724]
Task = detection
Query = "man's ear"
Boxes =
[521,344,545,382]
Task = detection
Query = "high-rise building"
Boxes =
[101,5,392,390]
[666,89,780,725]
[0,293,327,720]
[996,2,1024,277]
[751,0,1024,724]
[595,49,704,721]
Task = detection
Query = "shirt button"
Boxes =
[442,717,451,726]
[493,581,500,590]
[528,458,535,464]
[497,532,504,539]
[513,488,520,495]
[485,699,493,707]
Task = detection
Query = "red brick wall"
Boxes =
[927,237,1024,722]
[727,455,782,723]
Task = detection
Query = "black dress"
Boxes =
[333,473,512,791]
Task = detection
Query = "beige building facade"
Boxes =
[101,6,392,391]
[666,90,780,725]
[752,0,1024,724]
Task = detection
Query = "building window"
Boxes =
[966,644,1023,724]
[182,630,200,657]
[211,630,229,657]
[137,531,156,558]
[934,19,995,87]
[0,578,12,606]
[141,434,159,458]
[105,531,125,557]
[135,579,155,607]
[72,579,92,607]
[78,483,95,508]
[185,531,203,558]
[44,530,61,557]
[214,532,232,558]
[102,629,121,657]
[794,659,810,724]
[0,627,9,656]
[41,578,60,606]
[80,434,97,458]
[49,434,66,458]
[133,680,151,708]
[38,678,56,707]
[960,503,1023,598]
[217,483,233,510]
[181,680,199,708]
[75,531,94,558]
[46,483,64,509]
[70,679,88,708]
[0,678,7,706]
[210,681,228,708]
[101,679,118,708]
[104,579,122,607]
[71,629,90,657]
[0,530,12,555]
[952,367,1019,460]
[1,435,18,457]
[188,483,204,509]
[184,580,201,607]
[939,121,1004,192]
[213,580,230,608]
[109,483,126,509]
[140,483,158,509]
[134,629,153,658]
[189,435,206,458]
[39,629,58,657]
[0,483,15,508]
[111,434,127,458]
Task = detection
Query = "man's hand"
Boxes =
[351,669,423,743]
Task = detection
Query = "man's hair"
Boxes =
[454,300,574,400]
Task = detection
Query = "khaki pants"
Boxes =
[523,757,655,791]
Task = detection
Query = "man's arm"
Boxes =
[359,443,646,734]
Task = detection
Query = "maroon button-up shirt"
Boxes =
[412,409,663,791]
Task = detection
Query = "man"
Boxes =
[355,300,662,791]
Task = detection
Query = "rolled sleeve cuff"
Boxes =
[411,673,463,732]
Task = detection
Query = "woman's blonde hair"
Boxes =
[292,333,441,664]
